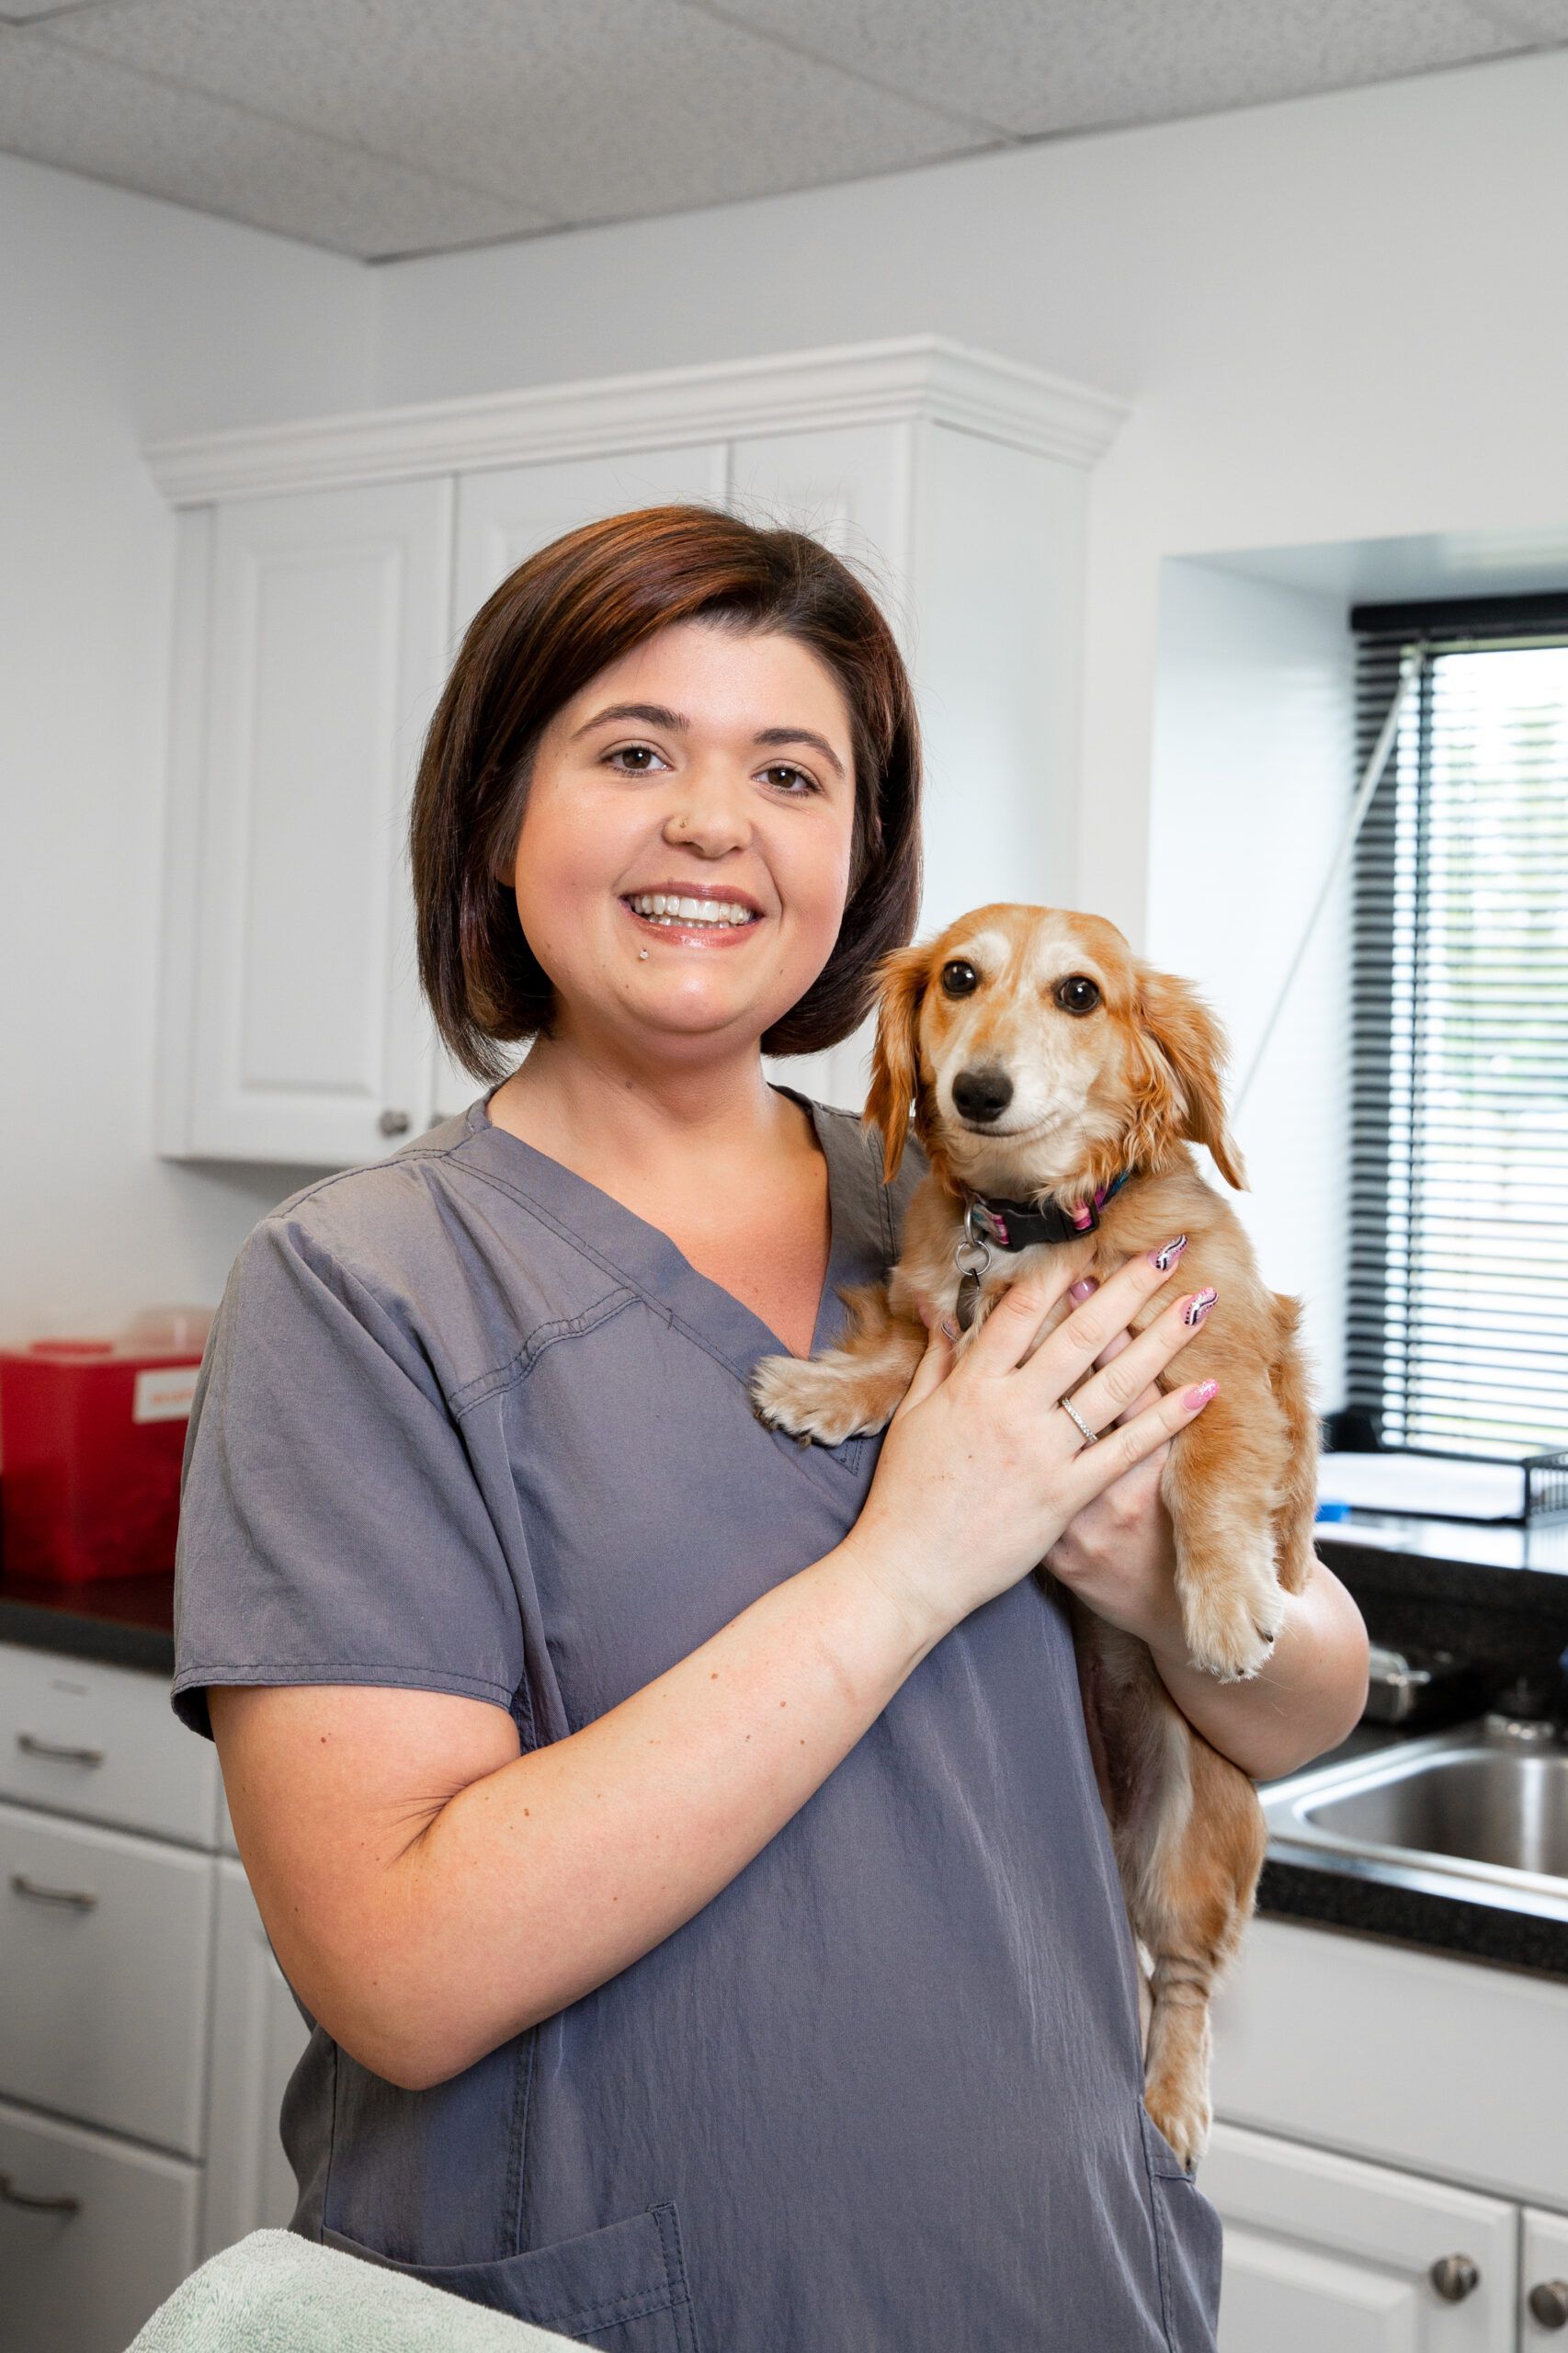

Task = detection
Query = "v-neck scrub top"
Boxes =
[172,1083,1222,2353]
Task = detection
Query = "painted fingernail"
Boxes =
[1183,1287,1219,1326]
[1068,1276,1099,1302]
[1183,1379,1219,1409]
[1149,1234,1188,1270]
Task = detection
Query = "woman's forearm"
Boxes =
[1146,1552,1369,1781]
[350,1534,939,2088]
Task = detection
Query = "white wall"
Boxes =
[373,45,1568,931]
[0,153,374,1354]
[1147,562,1356,1408]
[366,45,1568,1391]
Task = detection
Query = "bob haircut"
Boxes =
[410,502,924,1085]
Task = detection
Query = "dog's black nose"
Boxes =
[951,1067,1014,1123]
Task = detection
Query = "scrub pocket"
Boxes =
[321,2200,700,2352]
[1138,2107,1223,2353]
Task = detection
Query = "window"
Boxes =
[1348,595,1568,1462]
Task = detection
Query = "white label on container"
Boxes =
[132,1366,199,1424]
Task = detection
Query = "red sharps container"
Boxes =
[0,1310,213,1585]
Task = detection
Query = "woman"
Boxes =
[173,505,1368,2353]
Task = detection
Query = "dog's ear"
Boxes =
[863,942,931,1184]
[1127,961,1249,1191]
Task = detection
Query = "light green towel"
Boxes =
[127,2229,592,2353]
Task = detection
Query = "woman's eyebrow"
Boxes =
[571,702,846,780]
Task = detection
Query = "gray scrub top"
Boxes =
[172,1082,1222,2353]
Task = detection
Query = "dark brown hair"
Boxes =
[409,502,923,1084]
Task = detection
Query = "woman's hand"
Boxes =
[1048,1323,1371,1780]
[843,1240,1220,1649]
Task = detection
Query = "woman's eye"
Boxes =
[605,744,666,773]
[1057,975,1101,1014]
[941,960,979,996]
[762,764,818,796]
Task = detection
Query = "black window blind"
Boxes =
[1349,594,1568,1461]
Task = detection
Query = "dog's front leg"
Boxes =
[1158,1378,1291,1683]
[749,1279,927,1447]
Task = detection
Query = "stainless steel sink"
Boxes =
[1259,1718,1568,1909]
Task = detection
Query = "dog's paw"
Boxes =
[1145,2083,1210,2174]
[749,1352,879,1449]
[1180,1547,1288,1683]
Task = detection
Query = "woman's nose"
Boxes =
[661,773,754,855]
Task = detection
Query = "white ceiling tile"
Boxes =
[705,0,1529,138]
[48,0,992,223]
[0,28,551,255]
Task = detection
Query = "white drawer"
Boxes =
[0,1801,213,2154]
[0,2094,199,2353]
[0,1643,219,1847]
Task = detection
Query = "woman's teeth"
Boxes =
[624,893,757,927]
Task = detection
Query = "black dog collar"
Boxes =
[963,1166,1134,1251]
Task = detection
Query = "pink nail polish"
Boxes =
[1182,1288,1219,1326]
[1184,1379,1219,1409]
[1149,1234,1188,1270]
[1068,1276,1099,1302]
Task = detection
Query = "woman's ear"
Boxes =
[864,943,931,1184]
[1127,961,1249,1191]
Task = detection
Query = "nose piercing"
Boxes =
[638,949,649,960]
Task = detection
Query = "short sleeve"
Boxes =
[171,1212,527,1741]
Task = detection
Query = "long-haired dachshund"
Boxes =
[750,902,1321,2165]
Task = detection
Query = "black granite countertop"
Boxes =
[0,1570,175,1675]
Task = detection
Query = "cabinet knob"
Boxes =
[1530,2279,1568,2329]
[1429,2254,1480,2302]
[378,1108,412,1137]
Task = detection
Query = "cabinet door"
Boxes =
[186,478,452,1164]
[429,446,729,1122]
[199,1859,313,2258]
[451,445,728,638]
[0,2095,199,2353]
[1524,2209,1568,2342]
[728,424,914,1117]
[1203,2120,1516,2351]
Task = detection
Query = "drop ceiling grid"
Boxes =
[0,0,1561,260]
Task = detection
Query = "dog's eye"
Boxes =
[1057,975,1100,1015]
[940,960,979,996]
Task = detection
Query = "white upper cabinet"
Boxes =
[451,444,729,636]
[148,338,1128,1156]
[164,479,453,1165]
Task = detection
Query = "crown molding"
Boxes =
[143,334,1131,506]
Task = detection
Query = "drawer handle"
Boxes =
[17,1733,105,1768]
[0,2170,82,2216]
[10,1871,97,1912]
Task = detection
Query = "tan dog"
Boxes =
[750,903,1321,2165]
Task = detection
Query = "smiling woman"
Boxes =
[172,502,1234,2353]
[408,502,919,1084]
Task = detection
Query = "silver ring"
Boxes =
[1057,1391,1097,1447]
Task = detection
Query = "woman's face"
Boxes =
[500,619,858,1063]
